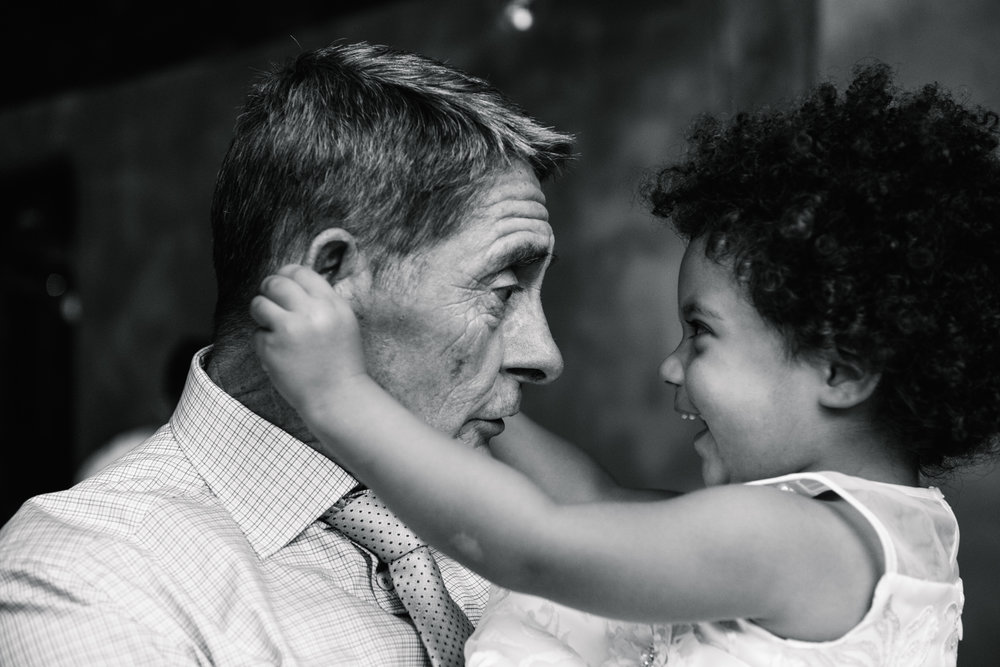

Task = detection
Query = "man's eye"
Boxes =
[494,284,522,304]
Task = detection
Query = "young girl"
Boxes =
[250,64,999,666]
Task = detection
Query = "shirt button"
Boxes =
[376,571,394,591]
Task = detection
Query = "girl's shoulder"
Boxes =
[682,477,964,663]
[675,470,959,644]
[745,470,960,581]
[746,469,944,500]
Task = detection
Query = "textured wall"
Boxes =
[0,0,997,662]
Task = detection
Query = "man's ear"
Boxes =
[817,353,881,409]
[304,228,369,296]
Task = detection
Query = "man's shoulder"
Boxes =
[0,432,216,575]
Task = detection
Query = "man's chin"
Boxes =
[456,418,506,451]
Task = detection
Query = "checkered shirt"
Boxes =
[0,348,490,665]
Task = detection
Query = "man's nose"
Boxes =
[659,344,685,386]
[503,298,563,385]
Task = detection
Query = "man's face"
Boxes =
[354,161,563,449]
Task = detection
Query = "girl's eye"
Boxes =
[686,319,710,338]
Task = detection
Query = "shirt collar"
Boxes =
[170,347,358,559]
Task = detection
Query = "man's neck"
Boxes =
[206,342,318,446]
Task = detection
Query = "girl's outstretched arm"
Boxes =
[490,413,677,503]
[252,265,881,641]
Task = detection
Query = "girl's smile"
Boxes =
[660,236,831,486]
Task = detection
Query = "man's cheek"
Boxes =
[444,322,502,382]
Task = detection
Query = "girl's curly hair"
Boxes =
[645,62,1000,475]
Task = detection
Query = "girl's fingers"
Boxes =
[259,274,310,310]
[251,328,273,375]
[249,294,289,330]
[267,264,338,302]
[294,266,338,299]
[275,264,302,277]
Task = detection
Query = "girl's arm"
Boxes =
[490,413,677,503]
[295,375,877,639]
[251,266,881,640]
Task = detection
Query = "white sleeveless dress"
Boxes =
[465,471,964,666]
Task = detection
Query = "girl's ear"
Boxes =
[304,228,370,298]
[817,353,881,409]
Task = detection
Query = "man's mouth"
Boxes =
[472,417,506,438]
[458,417,508,449]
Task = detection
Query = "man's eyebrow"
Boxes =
[489,244,556,271]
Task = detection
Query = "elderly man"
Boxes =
[0,42,572,665]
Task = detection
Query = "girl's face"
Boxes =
[660,237,828,486]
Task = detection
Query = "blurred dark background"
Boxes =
[1,1,997,662]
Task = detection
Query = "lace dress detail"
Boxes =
[465,472,964,666]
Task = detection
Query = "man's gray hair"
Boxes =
[210,41,574,344]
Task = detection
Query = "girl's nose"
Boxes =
[659,347,684,386]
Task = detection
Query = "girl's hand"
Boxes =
[250,264,367,415]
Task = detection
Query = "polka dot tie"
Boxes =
[321,490,473,667]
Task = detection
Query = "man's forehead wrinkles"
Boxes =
[491,221,553,252]
[488,216,554,242]
[475,171,545,201]
[478,197,549,224]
